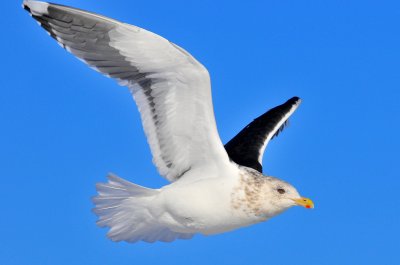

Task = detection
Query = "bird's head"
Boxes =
[235,167,313,218]
[262,176,314,214]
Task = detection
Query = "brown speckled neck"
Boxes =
[230,167,271,218]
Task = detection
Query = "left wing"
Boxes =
[23,0,231,181]
[224,97,301,173]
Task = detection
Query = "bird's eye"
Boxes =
[277,188,286,194]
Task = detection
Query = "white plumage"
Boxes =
[23,0,314,243]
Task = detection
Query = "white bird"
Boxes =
[23,0,314,243]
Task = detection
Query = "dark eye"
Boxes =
[277,188,286,194]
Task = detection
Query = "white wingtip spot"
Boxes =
[23,0,49,16]
[57,42,65,48]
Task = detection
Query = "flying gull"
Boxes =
[23,0,314,243]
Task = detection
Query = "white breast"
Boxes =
[153,166,267,235]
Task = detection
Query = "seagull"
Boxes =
[23,0,314,243]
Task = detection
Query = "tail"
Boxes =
[92,174,194,243]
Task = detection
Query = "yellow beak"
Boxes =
[292,197,314,209]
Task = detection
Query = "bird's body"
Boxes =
[23,0,313,243]
[158,167,272,234]
[94,163,303,242]
[155,166,247,236]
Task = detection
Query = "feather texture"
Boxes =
[23,0,230,181]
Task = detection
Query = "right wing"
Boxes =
[224,97,301,173]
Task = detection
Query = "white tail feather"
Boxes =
[93,174,194,243]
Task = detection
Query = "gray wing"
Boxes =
[23,0,231,181]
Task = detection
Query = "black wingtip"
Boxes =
[224,96,302,173]
[288,96,301,104]
[22,3,31,13]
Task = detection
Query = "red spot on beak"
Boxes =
[306,205,311,209]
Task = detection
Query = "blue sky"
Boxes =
[1,0,400,264]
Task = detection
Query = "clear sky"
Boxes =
[1,0,400,264]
